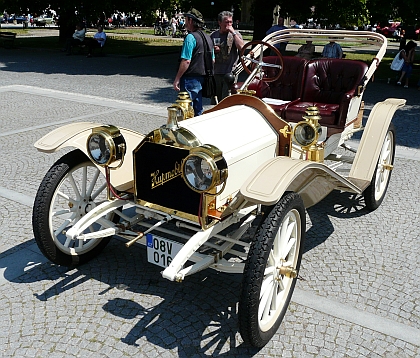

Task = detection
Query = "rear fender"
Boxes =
[35,122,145,191]
[240,157,362,208]
[349,98,405,183]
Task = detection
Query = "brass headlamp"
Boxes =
[293,106,324,162]
[168,91,195,122]
[87,125,126,168]
[182,144,228,194]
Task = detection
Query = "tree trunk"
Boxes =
[253,2,277,41]
[58,10,77,42]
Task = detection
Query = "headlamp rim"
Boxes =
[293,120,320,148]
[87,129,117,167]
[182,152,219,193]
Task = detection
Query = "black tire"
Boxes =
[363,123,396,211]
[239,192,305,347]
[32,149,118,266]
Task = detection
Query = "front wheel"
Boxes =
[32,149,118,266]
[239,192,305,347]
[363,123,396,210]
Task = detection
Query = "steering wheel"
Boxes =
[240,40,284,83]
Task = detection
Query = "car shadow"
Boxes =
[304,190,369,253]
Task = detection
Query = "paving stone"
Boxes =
[0,46,419,358]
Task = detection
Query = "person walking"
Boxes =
[173,8,214,116]
[266,16,288,55]
[397,40,417,88]
[210,11,244,103]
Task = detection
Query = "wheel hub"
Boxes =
[77,198,96,216]
[277,266,297,278]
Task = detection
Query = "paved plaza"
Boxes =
[0,45,419,357]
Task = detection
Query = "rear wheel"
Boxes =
[32,149,118,266]
[239,192,305,347]
[363,123,396,210]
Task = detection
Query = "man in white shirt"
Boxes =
[65,23,86,55]
[86,25,107,57]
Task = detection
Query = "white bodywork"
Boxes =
[33,29,405,283]
[179,105,277,207]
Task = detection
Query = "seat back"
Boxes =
[302,59,368,104]
[266,56,307,101]
[247,56,308,100]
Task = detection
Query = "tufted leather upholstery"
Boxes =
[246,56,307,115]
[284,59,368,127]
[237,56,368,131]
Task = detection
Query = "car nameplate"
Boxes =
[146,234,183,268]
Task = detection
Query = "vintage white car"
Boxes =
[32,29,404,347]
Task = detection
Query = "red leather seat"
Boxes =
[247,56,307,116]
[284,59,368,127]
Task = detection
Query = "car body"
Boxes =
[32,29,404,348]
[34,15,55,26]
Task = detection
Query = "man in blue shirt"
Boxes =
[322,39,343,59]
[266,16,288,55]
[173,8,213,116]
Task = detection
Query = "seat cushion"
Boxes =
[285,101,339,124]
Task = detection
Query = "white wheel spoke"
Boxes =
[68,173,81,200]
[81,166,87,198]
[268,250,275,266]
[86,168,101,198]
[52,208,73,217]
[57,190,74,203]
[63,235,73,248]
[91,182,107,200]
[53,217,74,237]
[264,265,276,276]
[283,236,296,260]
[260,279,275,321]
[260,272,274,299]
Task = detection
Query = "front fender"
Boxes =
[35,121,145,191]
[240,157,362,208]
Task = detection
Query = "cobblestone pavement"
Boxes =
[0,46,419,357]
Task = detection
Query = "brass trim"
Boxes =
[136,199,199,223]
[87,125,125,167]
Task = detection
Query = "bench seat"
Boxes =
[240,56,368,133]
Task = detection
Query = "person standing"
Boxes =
[173,8,214,116]
[397,40,417,88]
[266,16,288,55]
[210,11,244,103]
[321,39,343,59]
[170,15,178,37]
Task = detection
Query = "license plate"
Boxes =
[146,234,183,268]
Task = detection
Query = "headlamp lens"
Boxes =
[88,133,111,165]
[184,155,213,192]
[294,123,316,147]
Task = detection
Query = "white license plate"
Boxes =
[146,234,183,268]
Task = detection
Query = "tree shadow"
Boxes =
[1,237,260,355]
